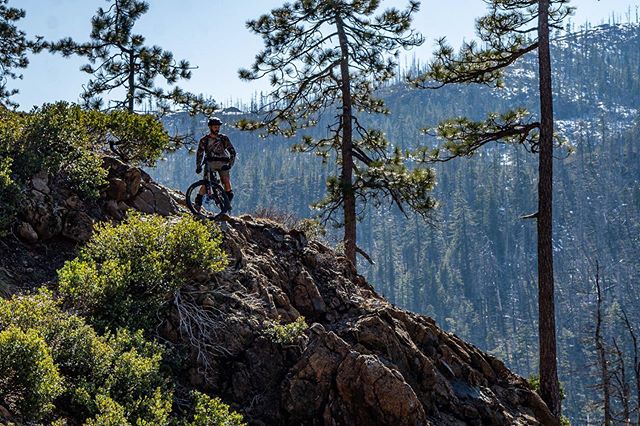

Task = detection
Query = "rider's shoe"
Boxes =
[194,194,203,212]
[225,190,234,212]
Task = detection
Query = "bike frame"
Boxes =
[200,162,221,193]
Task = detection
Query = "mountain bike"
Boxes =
[185,162,230,219]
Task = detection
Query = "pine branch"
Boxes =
[417,109,540,162]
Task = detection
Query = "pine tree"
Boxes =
[411,0,572,421]
[47,0,214,115]
[0,0,42,108]
[239,0,436,266]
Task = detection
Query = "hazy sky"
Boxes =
[12,0,640,110]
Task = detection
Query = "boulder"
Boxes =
[23,196,63,240]
[334,352,429,425]
[16,221,38,244]
[149,183,178,216]
[124,167,142,198]
[31,176,50,194]
[129,182,179,216]
[0,404,13,425]
[104,199,120,219]
[129,187,155,214]
[117,201,130,212]
[292,269,327,317]
[62,211,94,242]
[282,329,350,421]
[65,194,84,210]
[107,178,127,201]
[34,212,63,240]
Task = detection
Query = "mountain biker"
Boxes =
[194,117,236,210]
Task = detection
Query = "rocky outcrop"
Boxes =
[163,216,555,426]
[13,156,182,245]
[101,156,182,218]
[2,159,554,425]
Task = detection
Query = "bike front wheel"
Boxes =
[185,180,230,220]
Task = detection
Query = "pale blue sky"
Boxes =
[12,0,640,110]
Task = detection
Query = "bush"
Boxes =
[264,316,308,345]
[0,291,171,425]
[83,395,130,426]
[0,156,20,235]
[84,109,170,166]
[0,289,111,382]
[186,391,246,426]
[58,213,227,331]
[0,290,246,425]
[0,326,63,421]
[16,102,108,198]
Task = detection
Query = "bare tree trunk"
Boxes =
[621,309,640,426]
[128,49,135,112]
[595,263,613,426]
[612,338,631,425]
[335,13,357,266]
[537,0,561,421]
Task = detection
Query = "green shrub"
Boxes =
[83,395,130,426]
[14,102,108,198]
[0,108,25,157]
[0,291,171,425]
[99,329,169,422]
[0,103,108,198]
[1,102,169,202]
[186,391,246,426]
[0,156,20,235]
[0,326,63,421]
[0,103,170,232]
[0,289,110,382]
[264,316,308,345]
[296,218,326,241]
[58,213,227,331]
[84,109,170,166]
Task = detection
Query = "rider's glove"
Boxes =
[221,164,231,171]
[196,165,202,174]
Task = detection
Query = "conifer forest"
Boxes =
[152,16,640,424]
[1,0,640,424]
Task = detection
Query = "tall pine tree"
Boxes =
[47,0,214,115]
[240,0,435,266]
[411,0,572,421]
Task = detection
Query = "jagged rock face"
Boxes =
[13,156,182,245]
[165,217,555,426]
[102,156,181,218]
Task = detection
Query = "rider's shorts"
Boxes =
[207,160,230,179]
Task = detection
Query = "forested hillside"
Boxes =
[151,22,640,423]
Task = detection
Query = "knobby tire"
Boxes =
[185,180,229,220]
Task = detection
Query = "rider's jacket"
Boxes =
[196,133,236,169]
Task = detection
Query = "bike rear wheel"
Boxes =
[185,180,230,219]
